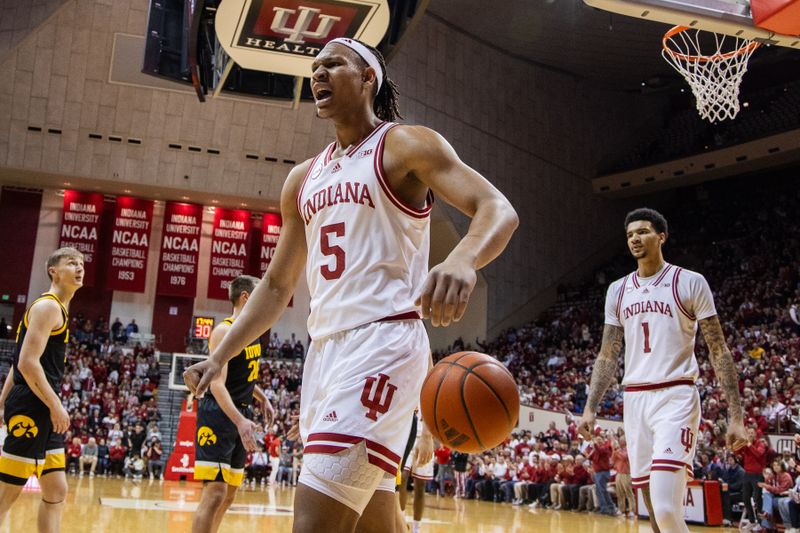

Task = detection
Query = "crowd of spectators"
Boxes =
[0,314,167,480]
[421,175,800,529]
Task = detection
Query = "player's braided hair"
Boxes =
[355,40,402,122]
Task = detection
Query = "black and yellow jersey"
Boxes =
[13,293,69,393]
[210,316,261,406]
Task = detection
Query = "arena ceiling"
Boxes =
[426,0,798,91]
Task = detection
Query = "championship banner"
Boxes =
[208,208,252,300]
[214,0,390,77]
[156,202,203,298]
[59,190,105,287]
[107,197,154,293]
[258,212,282,276]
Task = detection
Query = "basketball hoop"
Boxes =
[662,26,761,123]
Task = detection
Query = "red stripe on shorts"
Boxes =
[365,440,401,463]
[651,466,682,473]
[306,433,364,444]
[367,454,397,475]
[303,444,348,455]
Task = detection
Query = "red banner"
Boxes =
[258,212,282,276]
[59,190,105,287]
[107,197,154,293]
[157,202,203,297]
[208,208,251,300]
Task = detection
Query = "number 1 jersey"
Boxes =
[604,263,717,386]
[297,122,433,339]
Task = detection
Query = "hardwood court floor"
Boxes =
[1,477,736,533]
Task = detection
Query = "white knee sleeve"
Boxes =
[298,442,385,515]
[649,470,690,533]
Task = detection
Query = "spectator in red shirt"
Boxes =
[267,432,281,486]
[66,437,82,475]
[561,453,590,510]
[758,460,793,530]
[513,458,537,505]
[434,444,452,496]
[109,443,127,478]
[611,436,634,517]
[738,427,768,527]
[587,433,616,516]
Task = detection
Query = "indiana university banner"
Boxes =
[208,208,251,300]
[59,190,105,287]
[107,197,154,292]
[157,202,203,298]
[258,212,282,276]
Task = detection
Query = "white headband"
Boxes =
[328,38,383,94]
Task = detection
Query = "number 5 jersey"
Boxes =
[297,122,433,340]
[604,263,717,387]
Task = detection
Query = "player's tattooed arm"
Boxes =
[584,325,625,415]
[699,315,744,423]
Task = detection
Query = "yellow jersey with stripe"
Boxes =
[13,293,69,394]
[209,316,261,406]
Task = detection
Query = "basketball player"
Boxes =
[578,208,748,532]
[184,37,518,533]
[191,275,275,533]
[0,247,83,533]
[398,411,434,533]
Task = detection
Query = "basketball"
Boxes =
[420,352,520,454]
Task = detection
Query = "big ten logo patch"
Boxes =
[9,415,38,439]
[197,426,218,446]
[360,373,396,421]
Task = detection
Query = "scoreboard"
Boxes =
[192,316,214,339]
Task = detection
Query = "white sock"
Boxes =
[412,519,420,533]
[649,470,690,533]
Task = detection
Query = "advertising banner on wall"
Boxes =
[107,197,154,293]
[157,202,203,298]
[208,208,252,300]
[258,212,282,277]
[59,190,105,287]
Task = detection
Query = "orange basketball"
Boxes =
[419,351,520,454]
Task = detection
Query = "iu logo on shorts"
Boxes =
[680,426,695,453]
[360,373,397,421]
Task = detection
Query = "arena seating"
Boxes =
[425,174,800,524]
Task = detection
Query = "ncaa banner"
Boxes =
[208,208,252,300]
[215,0,390,77]
[59,190,105,287]
[258,212,282,276]
[107,197,154,293]
[156,202,203,298]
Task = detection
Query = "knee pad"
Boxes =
[298,442,384,515]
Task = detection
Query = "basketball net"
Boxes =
[662,26,760,123]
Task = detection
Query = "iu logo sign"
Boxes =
[680,426,695,454]
[215,0,390,77]
[360,373,396,421]
[272,6,342,44]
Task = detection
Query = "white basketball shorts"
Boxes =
[299,318,429,499]
[624,381,700,489]
[403,430,434,481]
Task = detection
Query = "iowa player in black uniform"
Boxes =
[0,247,83,533]
[192,275,275,533]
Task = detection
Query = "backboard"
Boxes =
[583,0,800,48]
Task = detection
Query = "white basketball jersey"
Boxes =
[604,263,717,386]
[297,122,433,339]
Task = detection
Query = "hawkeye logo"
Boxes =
[197,426,218,447]
[9,415,38,439]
